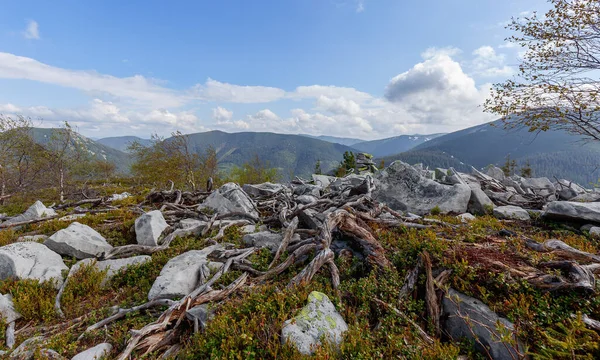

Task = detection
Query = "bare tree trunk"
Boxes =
[59,167,65,203]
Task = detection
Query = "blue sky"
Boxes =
[0,0,548,140]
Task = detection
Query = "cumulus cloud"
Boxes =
[384,50,494,128]
[212,106,233,121]
[471,46,514,77]
[315,95,361,115]
[290,85,373,103]
[0,52,183,107]
[23,20,40,40]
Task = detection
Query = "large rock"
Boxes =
[443,289,524,360]
[544,201,600,223]
[485,166,505,181]
[243,231,283,253]
[292,184,322,197]
[0,242,67,287]
[44,222,113,259]
[0,294,21,323]
[3,201,57,225]
[148,245,223,300]
[198,183,258,219]
[281,291,348,355]
[135,210,169,246]
[493,205,530,221]
[468,187,494,215]
[373,161,471,215]
[71,343,112,360]
[242,182,288,197]
[570,192,600,202]
[68,256,151,286]
[312,174,336,188]
[520,177,555,196]
[330,174,371,193]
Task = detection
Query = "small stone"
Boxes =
[71,343,112,360]
[281,291,348,355]
[457,213,476,223]
[135,210,169,247]
[0,294,21,323]
[243,231,283,253]
[44,222,113,259]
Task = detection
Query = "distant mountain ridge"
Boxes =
[351,133,445,157]
[299,134,365,146]
[96,136,152,152]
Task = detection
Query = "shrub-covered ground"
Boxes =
[1,184,599,359]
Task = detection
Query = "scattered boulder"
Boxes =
[242,182,288,197]
[520,177,555,196]
[329,174,370,192]
[468,187,494,215]
[312,174,336,188]
[543,201,600,223]
[570,192,600,202]
[493,205,530,221]
[198,183,259,219]
[148,245,223,300]
[71,343,112,360]
[68,256,151,286]
[298,208,324,230]
[443,289,524,360]
[135,210,169,246]
[3,201,57,225]
[485,166,505,181]
[44,222,112,259]
[0,294,21,324]
[373,161,471,215]
[0,242,67,287]
[281,291,348,355]
[457,213,476,223]
[292,184,322,197]
[178,218,206,231]
[107,192,130,201]
[243,231,283,253]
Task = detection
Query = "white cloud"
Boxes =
[421,47,462,59]
[471,46,514,77]
[23,20,40,40]
[384,51,494,129]
[193,78,285,103]
[315,95,361,115]
[0,52,183,107]
[356,1,365,13]
[212,106,233,121]
[290,85,372,103]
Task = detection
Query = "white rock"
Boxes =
[178,218,206,230]
[493,206,530,221]
[544,201,600,223]
[67,256,151,286]
[135,210,169,247]
[198,183,258,219]
[3,201,57,225]
[107,192,130,201]
[242,182,288,197]
[45,222,112,259]
[0,242,67,287]
[243,231,283,253]
[148,245,223,300]
[457,213,476,223]
[0,294,21,323]
[281,291,348,355]
[71,342,112,360]
[312,174,336,188]
[485,166,505,181]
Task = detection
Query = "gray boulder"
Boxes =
[44,222,112,259]
[520,177,555,196]
[457,213,476,223]
[292,184,322,197]
[148,245,223,300]
[373,161,471,215]
[243,231,283,253]
[198,183,258,219]
[443,289,524,360]
[3,201,57,225]
[135,210,169,246]
[0,294,21,324]
[186,304,215,332]
[330,174,371,193]
[107,192,130,201]
[0,242,67,287]
[543,201,600,223]
[312,174,336,188]
[178,219,207,230]
[493,206,530,221]
[570,192,600,202]
[281,291,348,355]
[71,343,112,360]
[485,166,505,181]
[68,256,151,286]
[468,187,494,215]
[242,182,288,197]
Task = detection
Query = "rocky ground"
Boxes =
[1,160,600,359]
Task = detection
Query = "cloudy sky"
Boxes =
[0,0,548,140]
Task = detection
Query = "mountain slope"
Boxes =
[300,134,365,146]
[169,130,356,178]
[31,128,132,173]
[386,120,600,185]
[96,136,152,152]
[352,133,445,157]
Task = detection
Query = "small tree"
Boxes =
[501,154,518,177]
[520,160,533,178]
[485,0,600,142]
[314,160,322,175]
[0,115,35,202]
[228,154,280,185]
